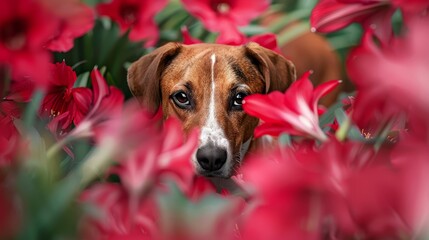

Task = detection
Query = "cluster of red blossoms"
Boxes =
[1,0,429,239]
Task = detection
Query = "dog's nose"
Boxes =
[196,145,227,172]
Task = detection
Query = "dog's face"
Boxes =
[128,43,295,178]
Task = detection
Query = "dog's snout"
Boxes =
[196,145,227,172]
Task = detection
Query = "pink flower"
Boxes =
[80,118,208,239]
[0,0,58,87]
[41,62,92,132]
[97,0,168,47]
[346,17,429,136]
[80,183,157,239]
[3,77,35,103]
[0,101,22,165]
[111,117,199,197]
[69,68,124,139]
[44,0,95,52]
[181,0,269,44]
[182,27,282,53]
[240,146,325,240]
[311,0,395,43]
[310,0,429,44]
[0,173,21,238]
[243,71,340,141]
[240,139,426,239]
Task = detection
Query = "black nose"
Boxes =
[196,145,227,172]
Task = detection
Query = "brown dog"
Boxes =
[128,42,296,179]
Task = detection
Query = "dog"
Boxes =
[127,42,296,180]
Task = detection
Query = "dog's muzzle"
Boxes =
[196,144,227,173]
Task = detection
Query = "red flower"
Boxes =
[241,146,325,240]
[0,173,22,238]
[111,117,199,197]
[243,71,340,141]
[311,0,429,43]
[44,0,95,52]
[80,183,158,239]
[0,0,58,87]
[69,68,124,140]
[4,77,35,103]
[346,17,429,136]
[41,62,92,132]
[181,0,269,44]
[97,0,168,47]
[182,27,282,53]
[0,100,22,165]
[240,138,427,239]
[80,118,204,239]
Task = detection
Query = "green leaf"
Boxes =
[156,181,242,239]
[75,72,90,88]
[334,108,364,141]
[277,21,310,45]
[156,1,185,25]
[267,8,313,33]
[319,101,343,128]
[279,133,292,147]
[240,25,268,36]
[22,89,44,128]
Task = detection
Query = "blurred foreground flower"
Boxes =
[0,101,22,165]
[241,139,429,239]
[44,0,95,52]
[310,0,429,44]
[347,17,429,137]
[79,116,242,239]
[97,0,168,47]
[243,71,340,141]
[0,0,56,87]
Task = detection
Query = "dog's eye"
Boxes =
[172,91,191,109]
[231,92,247,110]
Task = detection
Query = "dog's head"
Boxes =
[128,42,295,178]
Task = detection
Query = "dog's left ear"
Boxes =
[244,42,296,93]
[127,42,182,113]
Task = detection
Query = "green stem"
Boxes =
[46,136,75,160]
[79,142,117,187]
[335,117,351,142]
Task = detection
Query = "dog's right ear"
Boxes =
[127,42,182,112]
[244,42,296,93]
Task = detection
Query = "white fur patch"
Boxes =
[197,54,232,175]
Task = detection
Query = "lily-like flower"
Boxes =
[181,0,270,44]
[243,71,341,142]
[96,0,168,47]
[80,182,158,239]
[111,117,199,197]
[65,68,124,142]
[44,0,95,52]
[240,137,429,239]
[0,0,58,88]
[311,0,429,44]
[41,62,92,132]
[182,26,282,53]
[0,100,22,165]
[311,0,394,43]
[80,118,202,239]
[346,17,429,136]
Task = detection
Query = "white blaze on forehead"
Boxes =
[199,54,230,159]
